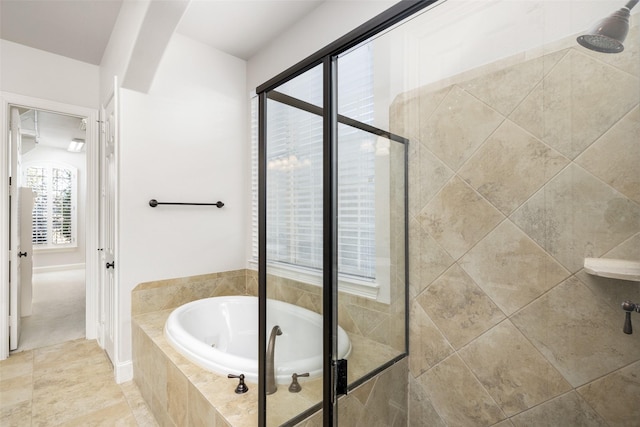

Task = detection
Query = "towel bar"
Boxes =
[149,199,224,208]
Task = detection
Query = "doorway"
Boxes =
[0,93,99,360]
[13,108,87,352]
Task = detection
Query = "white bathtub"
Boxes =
[164,296,352,384]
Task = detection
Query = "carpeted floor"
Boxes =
[16,269,86,352]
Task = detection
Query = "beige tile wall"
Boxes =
[131,269,252,316]
[265,274,409,424]
[132,269,253,427]
[266,274,406,353]
[394,25,640,426]
[297,359,408,427]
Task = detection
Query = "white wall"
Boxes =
[22,146,87,270]
[112,0,403,377]
[99,0,150,102]
[117,33,247,369]
[247,0,399,92]
[0,40,99,108]
[0,39,99,360]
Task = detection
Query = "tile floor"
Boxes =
[0,339,157,426]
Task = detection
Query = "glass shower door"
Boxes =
[259,16,412,424]
[335,43,408,393]
[262,64,327,426]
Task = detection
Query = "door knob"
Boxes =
[18,251,27,257]
[106,261,115,269]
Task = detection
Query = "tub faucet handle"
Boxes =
[288,372,310,393]
[622,301,639,334]
[228,374,249,394]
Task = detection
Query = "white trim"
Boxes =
[0,92,99,360]
[33,263,86,274]
[0,97,9,359]
[34,246,79,253]
[114,360,133,384]
[84,106,99,342]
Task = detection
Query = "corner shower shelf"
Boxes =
[583,258,640,282]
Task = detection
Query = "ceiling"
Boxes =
[19,109,86,153]
[0,0,325,65]
[176,0,325,60]
[1,0,325,152]
[0,0,123,65]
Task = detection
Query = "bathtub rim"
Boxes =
[164,295,352,384]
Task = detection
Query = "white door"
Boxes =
[9,107,23,350]
[100,85,118,364]
[19,187,34,316]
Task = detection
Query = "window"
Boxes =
[24,162,77,249]
[252,45,382,297]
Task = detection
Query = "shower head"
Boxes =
[577,0,638,53]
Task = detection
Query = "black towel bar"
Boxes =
[149,199,224,208]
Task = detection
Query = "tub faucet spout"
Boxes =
[266,325,282,394]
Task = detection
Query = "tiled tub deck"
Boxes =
[131,270,407,426]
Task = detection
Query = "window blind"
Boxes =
[25,163,76,247]
[253,45,377,281]
[26,167,48,245]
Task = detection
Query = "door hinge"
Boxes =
[335,359,348,396]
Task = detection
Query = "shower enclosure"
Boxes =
[258,60,409,426]
[257,0,639,425]
[256,3,434,425]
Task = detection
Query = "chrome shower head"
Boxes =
[577,0,638,53]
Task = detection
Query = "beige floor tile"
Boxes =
[61,401,139,427]
[119,381,158,427]
[0,350,33,382]
[0,374,33,409]
[32,377,126,426]
[0,400,32,427]
[33,339,108,374]
[0,339,156,427]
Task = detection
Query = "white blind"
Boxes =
[253,45,376,280]
[251,96,259,262]
[25,163,76,247]
[267,100,324,270]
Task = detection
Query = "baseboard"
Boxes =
[33,263,86,274]
[115,360,133,384]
